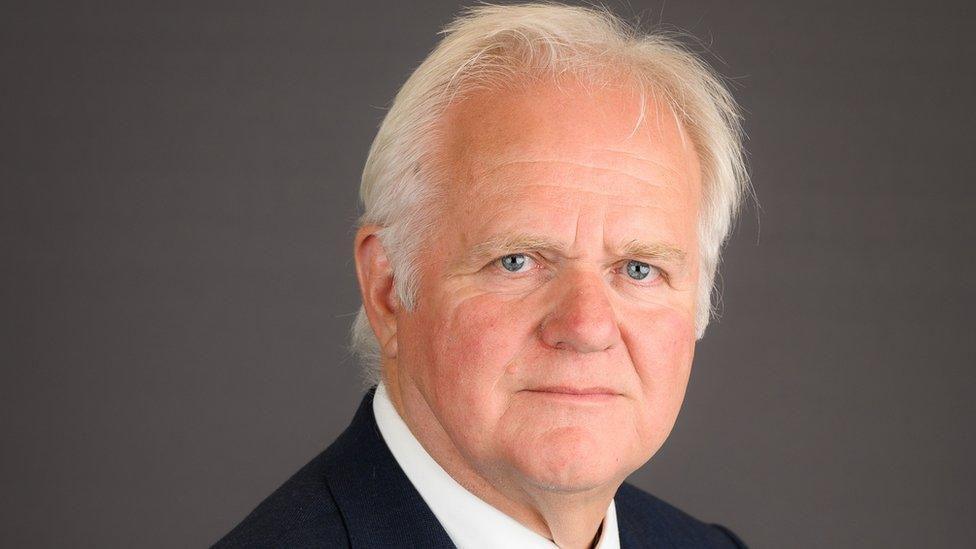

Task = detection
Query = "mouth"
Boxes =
[523,386,621,402]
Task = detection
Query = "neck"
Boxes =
[383,371,619,549]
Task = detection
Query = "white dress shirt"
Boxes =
[373,382,620,549]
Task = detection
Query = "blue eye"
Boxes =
[626,260,655,280]
[499,254,527,272]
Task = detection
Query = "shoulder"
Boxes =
[615,482,747,548]
[212,450,348,548]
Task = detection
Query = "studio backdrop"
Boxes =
[2,1,973,547]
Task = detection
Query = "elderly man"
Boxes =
[217,3,748,548]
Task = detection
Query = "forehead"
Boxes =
[433,77,702,201]
[425,81,702,259]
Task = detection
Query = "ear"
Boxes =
[354,225,399,358]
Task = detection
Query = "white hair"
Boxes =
[351,2,750,385]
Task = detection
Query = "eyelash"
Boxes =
[492,253,668,285]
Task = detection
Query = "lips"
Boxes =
[523,386,622,404]
[528,385,619,396]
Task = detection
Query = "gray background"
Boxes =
[3,1,974,547]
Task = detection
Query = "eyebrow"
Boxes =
[465,233,687,268]
[467,234,565,263]
[620,239,687,266]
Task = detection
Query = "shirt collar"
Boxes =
[372,382,620,549]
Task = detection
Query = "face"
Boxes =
[391,79,702,495]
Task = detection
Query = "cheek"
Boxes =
[623,307,697,440]
[627,306,695,376]
[410,292,539,419]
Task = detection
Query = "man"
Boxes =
[217,3,749,548]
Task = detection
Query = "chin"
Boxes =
[507,426,631,494]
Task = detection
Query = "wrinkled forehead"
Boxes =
[430,77,701,200]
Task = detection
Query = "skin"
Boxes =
[355,77,702,549]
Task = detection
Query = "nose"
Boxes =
[539,270,620,353]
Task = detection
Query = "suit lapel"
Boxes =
[616,505,646,549]
[322,387,456,549]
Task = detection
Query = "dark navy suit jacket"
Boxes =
[215,387,747,548]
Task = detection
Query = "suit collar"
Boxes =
[615,503,644,549]
[322,386,456,548]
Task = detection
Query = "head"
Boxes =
[352,2,748,496]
